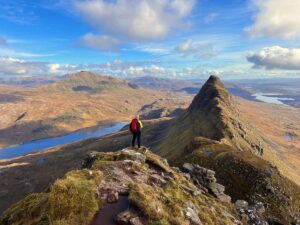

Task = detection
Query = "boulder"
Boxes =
[120,149,146,163]
[235,200,249,210]
[182,163,195,173]
[107,189,119,203]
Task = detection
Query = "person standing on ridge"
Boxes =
[129,115,143,149]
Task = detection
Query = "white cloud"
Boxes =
[0,57,49,76]
[134,45,169,54]
[0,57,84,77]
[246,0,300,39]
[175,39,217,59]
[0,48,55,58]
[124,65,166,77]
[247,46,300,70]
[79,33,121,51]
[74,0,196,49]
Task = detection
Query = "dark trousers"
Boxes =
[132,131,141,148]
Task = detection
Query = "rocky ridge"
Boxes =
[156,75,300,224]
[0,147,269,225]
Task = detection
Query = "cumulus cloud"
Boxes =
[79,34,121,51]
[246,0,300,39]
[0,57,86,77]
[247,46,300,70]
[74,0,196,50]
[175,39,217,59]
[0,57,50,76]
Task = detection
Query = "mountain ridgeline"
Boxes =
[155,75,300,224]
[158,75,269,158]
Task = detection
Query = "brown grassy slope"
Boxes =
[236,97,300,185]
[0,72,176,148]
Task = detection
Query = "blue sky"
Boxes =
[0,0,300,79]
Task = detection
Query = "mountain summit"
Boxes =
[158,75,267,159]
[40,71,138,93]
[189,75,234,112]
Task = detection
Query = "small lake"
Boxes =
[0,122,127,160]
[252,93,295,105]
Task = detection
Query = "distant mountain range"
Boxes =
[41,71,139,93]
[128,75,199,90]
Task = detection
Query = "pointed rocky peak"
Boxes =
[188,75,233,112]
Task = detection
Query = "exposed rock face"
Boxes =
[182,163,231,203]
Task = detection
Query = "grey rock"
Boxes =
[182,163,195,173]
[160,158,169,167]
[120,149,146,163]
[184,163,231,202]
[235,200,249,210]
[184,204,203,225]
[193,190,202,196]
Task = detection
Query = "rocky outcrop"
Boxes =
[235,200,268,225]
[182,163,231,203]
